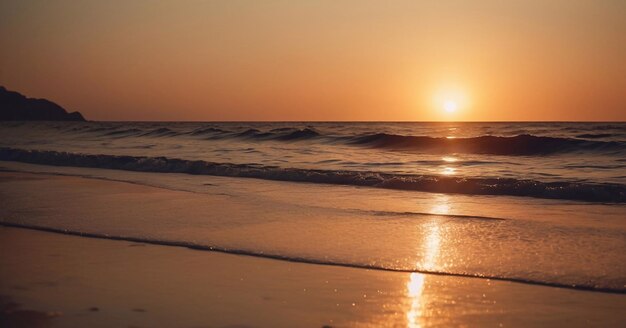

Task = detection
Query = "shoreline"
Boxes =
[2,226,626,327]
[1,220,624,295]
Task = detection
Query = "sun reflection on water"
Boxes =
[440,167,456,175]
[440,156,458,176]
[406,273,425,328]
[430,194,451,215]
[406,196,446,327]
[422,224,441,270]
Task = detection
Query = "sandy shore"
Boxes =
[1,171,625,327]
[2,227,625,328]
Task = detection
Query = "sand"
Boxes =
[1,227,625,328]
[1,171,625,327]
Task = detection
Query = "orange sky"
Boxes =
[1,0,625,121]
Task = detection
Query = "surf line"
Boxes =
[0,221,623,295]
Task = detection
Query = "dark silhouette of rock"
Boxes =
[0,86,86,121]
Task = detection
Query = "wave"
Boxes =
[102,128,142,136]
[53,122,625,156]
[189,127,229,135]
[89,126,626,155]
[348,133,625,155]
[1,221,623,294]
[1,147,624,202]
[139,127,180,137]
[275,128,320,140]
[231,128,320,141]
[211,130,625,155]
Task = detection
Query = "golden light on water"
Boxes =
[430,194,451,215]
[420,224,442,271]
[406,195,446,327]
[441,157,458,176]
[441,167,456,176]
[406,273,426,328]
[406,222,442,327]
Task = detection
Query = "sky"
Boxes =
[1,0,625,121]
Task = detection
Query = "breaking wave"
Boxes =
[1,147,624,202]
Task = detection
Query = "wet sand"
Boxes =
[1,172,625,327]
[1,227,626,328]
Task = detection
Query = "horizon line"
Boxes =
[79,120,626,123]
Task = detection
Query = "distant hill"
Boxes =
[0,86,86,121]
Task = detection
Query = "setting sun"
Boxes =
[444,100,458,113]
[431,85,469,119]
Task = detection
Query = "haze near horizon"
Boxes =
[1,0,625,121]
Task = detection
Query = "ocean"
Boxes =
[0,121,625,293]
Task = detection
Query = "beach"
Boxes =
[3,0,626,325]
[1,170,625,327]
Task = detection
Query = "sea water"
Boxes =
[0,122,624,292]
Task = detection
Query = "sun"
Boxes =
[443,100,458,113]
[429,83,470,119]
